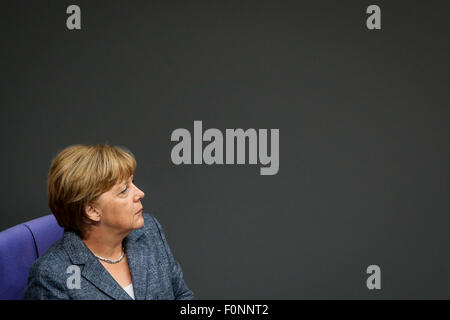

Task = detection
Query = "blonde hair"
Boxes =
[47,144,136,238]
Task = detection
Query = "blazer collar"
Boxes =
[62,227,148,300]
[63,227,145,265]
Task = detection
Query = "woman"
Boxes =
[24,144,194,300]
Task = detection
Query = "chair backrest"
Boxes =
[0,215,64,300]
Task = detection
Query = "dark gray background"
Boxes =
[1,0,449,299]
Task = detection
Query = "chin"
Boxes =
[134,214,145,228]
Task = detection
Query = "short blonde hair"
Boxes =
[47,144,136,238]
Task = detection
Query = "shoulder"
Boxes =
[136,213,171,248]
[141,213,166,237]
[28,237,71,279]
[24,238,72,299]
[143,211,164,228]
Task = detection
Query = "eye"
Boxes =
[120,185,129,194]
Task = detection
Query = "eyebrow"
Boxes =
[116,176,134,192]
[116,185,126,193]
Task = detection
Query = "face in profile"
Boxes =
[91,175,145,234]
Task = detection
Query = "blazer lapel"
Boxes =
[124,227,157,300]
[63,230,132,300]
[123,240,146,299]
[81,254,133,300]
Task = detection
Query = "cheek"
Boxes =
[103,200,130,222]
[116,198,136,223]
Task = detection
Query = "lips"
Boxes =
[136,208,143,214]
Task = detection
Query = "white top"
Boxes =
[123,283,135,300]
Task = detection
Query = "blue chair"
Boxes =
[0,215,64,300]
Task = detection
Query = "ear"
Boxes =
[85,203,102,222]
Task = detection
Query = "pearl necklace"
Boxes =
[93,248,125,264]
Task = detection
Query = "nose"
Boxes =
[133,184,145,201]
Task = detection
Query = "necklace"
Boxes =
[93,248,125,264]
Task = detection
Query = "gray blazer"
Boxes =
[24,213,194,300]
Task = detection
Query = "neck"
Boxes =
[82,225,129,259]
